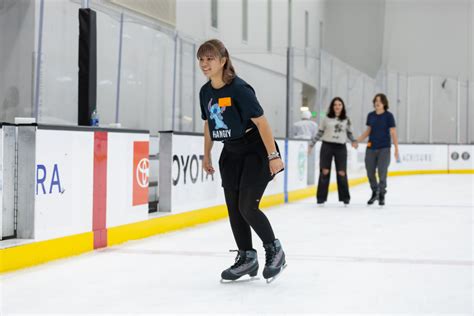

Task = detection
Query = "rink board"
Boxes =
[14,126,149,243]
[1,140,473,273]
[159,133,289,214]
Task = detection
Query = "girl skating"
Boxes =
[197,39,286,283]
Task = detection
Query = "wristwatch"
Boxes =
[268,151,280,161]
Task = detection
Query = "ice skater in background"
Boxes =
[308,97,358,205]
[356,93,400,206]
[293,110,318,140]
[198,39,286,283]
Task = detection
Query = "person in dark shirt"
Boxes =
[357,93,400,206]
[198,39,286,282]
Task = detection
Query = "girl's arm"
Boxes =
[203,121,215,175]
[251,115,284,175]
[309,129,324,149]
[308,118,326,151]
[390,127,400,160]
[346,119,358,148]
[357,127,371,143]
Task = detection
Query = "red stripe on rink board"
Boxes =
[93,132,108,249]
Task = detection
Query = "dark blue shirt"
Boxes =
[200,76,264,142]
[366,111,396,149]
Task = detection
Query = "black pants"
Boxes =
[219,129,278,250]
[317,141,350,203]
[224,185,275,250]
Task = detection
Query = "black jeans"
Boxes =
[317,141,350,203]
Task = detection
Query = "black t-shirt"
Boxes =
[199,76,264,141]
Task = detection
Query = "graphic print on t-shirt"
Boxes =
[208,98,232,139]
[333,123,343,139]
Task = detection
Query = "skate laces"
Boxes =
[229,250,246,269]
[264,245,277,266]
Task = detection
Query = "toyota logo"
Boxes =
[136,158,149,188]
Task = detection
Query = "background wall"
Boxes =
[323,0,473,143]
[0,0,471,143]
[323,0,385,77]
[382,0,471,80]
[0,0,35,121]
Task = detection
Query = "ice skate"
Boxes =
[220,250,259,283]
[367,191,378,205]
[379,192,385,206]
[263,239,287,283]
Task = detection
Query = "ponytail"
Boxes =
[221,47,236,84]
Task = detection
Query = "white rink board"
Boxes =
[390,144,448,171]
[350,144,449,174]
[448,145,474,171]
[312,143,455,184]
[171,135,287,213]
[287,140,308,191]
[34,129,94,241]
[171,134,225,214]
[348,143,368,179]
[0,128,3,238]
[106,132,149,228]
[265,139,285,195]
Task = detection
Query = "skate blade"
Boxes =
[220,276,260,284]
[265,264,288,284]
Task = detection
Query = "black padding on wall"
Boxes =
[78,8,97,126]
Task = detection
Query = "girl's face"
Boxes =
[333,100,343,116]
[374,96,385,111]
[199,54,226,79]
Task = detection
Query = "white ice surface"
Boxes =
[1,175,473,315]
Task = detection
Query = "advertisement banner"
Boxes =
[107,132,149,228]
[34,129,94,241]
[389,144,448,172]
[287,140,308,191]
[133,141,150,206]
[351,144,449,175]
[448,145,474,171]
[0,127,3,239]
[171,134,224,214]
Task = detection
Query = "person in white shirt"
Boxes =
[293,110,318,140]
[308,97,358,205]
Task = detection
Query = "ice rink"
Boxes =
[1,174,473,315]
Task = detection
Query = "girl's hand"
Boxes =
[203,155,215,175]
[351,142,358,149]
[269,158,284,176]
